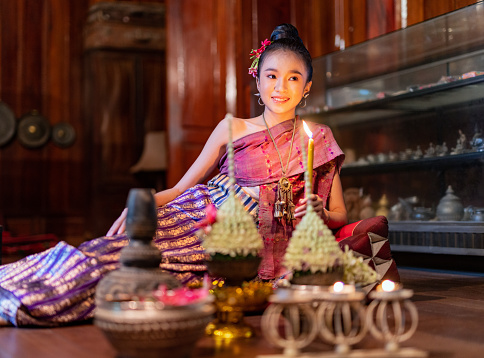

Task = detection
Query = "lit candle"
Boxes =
[371,280,411,301]
[375,279,402,293]
[302,121,314,194]
[381,280,396,292]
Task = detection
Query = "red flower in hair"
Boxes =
[248,38,272,78]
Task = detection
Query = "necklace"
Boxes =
[262,113,297,222]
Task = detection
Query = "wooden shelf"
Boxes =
[389,220,484,234]
[388,220,484,256]
[305,75,484,127]
[340,151,484,176]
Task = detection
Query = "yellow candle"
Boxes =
[308,137,314,186]
[303,121,314,193]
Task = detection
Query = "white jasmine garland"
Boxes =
[284,200,378,286]
[342,246,379,285]
[284,206,343,273]
[202,193,263,257]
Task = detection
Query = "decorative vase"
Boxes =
[436,185,464,221]
[95,188,213,358]
[95,299,215,358]
[205,254,262,286]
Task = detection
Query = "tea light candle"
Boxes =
[381,279,396,292]
[372,280,412,301]
[367,280,420,353]
[331,281,356,294]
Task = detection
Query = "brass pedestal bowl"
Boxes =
[205,255,262,286]
[205,281,273,339]
[204,255,273,338]
[95,297,215,358]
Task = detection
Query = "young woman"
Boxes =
[0,24,347,327]
[107,23,347,281]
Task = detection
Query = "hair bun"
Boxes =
[270,23,303,43]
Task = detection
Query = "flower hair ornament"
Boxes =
[248,39,271,78]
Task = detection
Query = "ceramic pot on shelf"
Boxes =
[470,207,484,222]
[436,186,464,221]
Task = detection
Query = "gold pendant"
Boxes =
[274,200,284,218]
[274,177,294,221]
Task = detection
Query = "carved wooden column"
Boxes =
[83,2,166,237]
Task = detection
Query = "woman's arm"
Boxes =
[106,118,230,236]
[324,171,348,229]
[154,119,230,206]
[294,171,348,229]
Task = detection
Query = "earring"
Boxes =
[299,92,309,108]
[258,97,265,106]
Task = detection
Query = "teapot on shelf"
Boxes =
[470,208,484,222]
[398,197,435,221]
[463,206,484,222]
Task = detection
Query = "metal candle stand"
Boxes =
[258,285,427,358]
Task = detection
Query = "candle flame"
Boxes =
[333,281,344,293]
[381,280,396,292]
[302,120,313,139]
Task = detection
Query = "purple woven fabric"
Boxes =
[0,236,126,326]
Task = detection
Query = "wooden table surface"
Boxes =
[1,268,484,358]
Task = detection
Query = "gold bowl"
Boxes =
[205,255,262,286]
[205,281,273,339]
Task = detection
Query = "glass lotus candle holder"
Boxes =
[367,280,426,357]
[315,282,367,354]
[261,288,318,356]
[258,281,427,358]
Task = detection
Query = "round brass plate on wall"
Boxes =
[52,122,76,148]
[0,102,16,147]
[17,111,51,149]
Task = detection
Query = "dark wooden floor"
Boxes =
[1,267,483,358]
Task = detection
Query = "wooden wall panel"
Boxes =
[0,0,92,242]
[407,0,425,26]
[367,0,396,39]
[237,0,255,120]
[454,0,480,8]
[423,0,455,19]
[166,0,251,186]
[407,0,480,26]
[347,0,368,46]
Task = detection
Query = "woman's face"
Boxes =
[257,50,312,119]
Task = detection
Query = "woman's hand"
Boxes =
[294,194,329,223]
[106,208,128,236]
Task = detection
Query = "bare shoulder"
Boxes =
[231,116,264,141]
[209,115,266,144]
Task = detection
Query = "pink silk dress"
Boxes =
[218,118,344,279]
